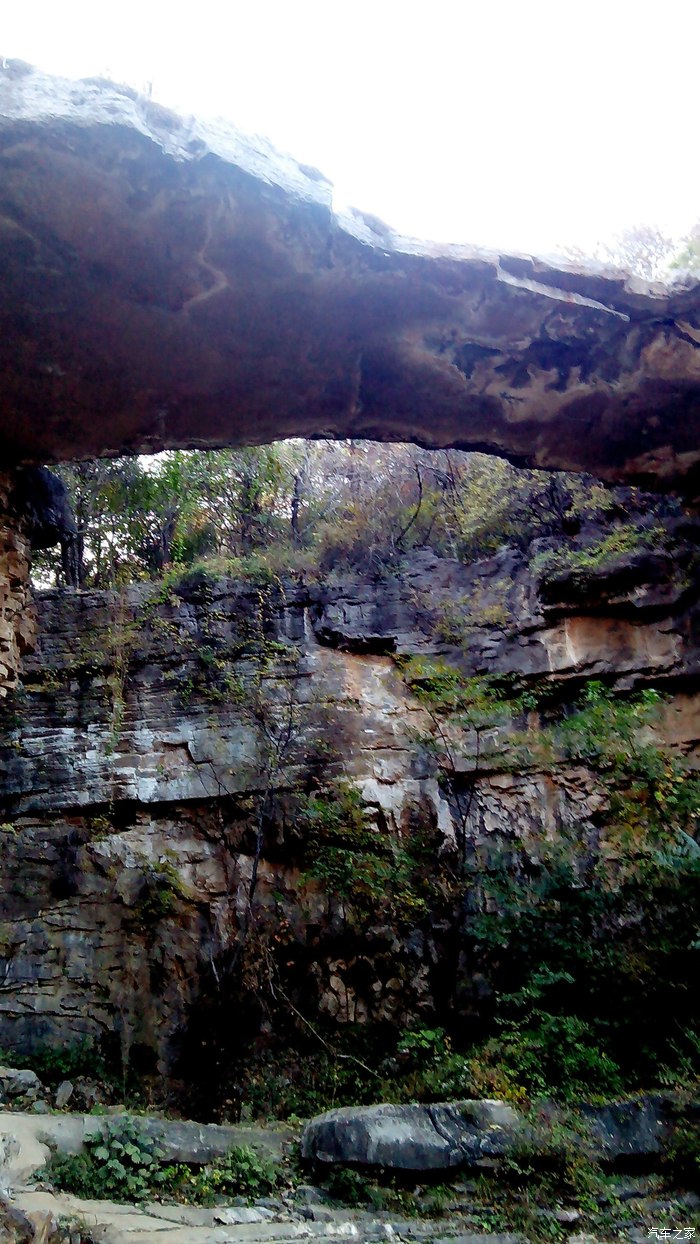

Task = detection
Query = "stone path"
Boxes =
[14,1187,522,1244]
[0,1110,522,1244]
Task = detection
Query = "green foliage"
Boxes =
[134,856,190,925]
[171,1144,281,1204]
[486,1014,624,1102]
[35,439,677,591]
[500,1111,602,1199]
[398,657,515,724]
[396,1026,448,1061]
[532,524,665,584]
[321,1166,386,1209]
[443,678,700,1101]
[464,848,700,1097]
[432,583,514,645]
[44,1123,280,1206]
[553,681,700,872]
[299,781,429,925]
[43,1119,169,1202]
[663,1120,700,1182]
[2,1037,119,1088]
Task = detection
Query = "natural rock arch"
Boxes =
[1,59,700,496]
[3,59,700,698]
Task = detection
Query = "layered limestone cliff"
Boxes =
[0,515,698,1094]
[0,473,35,699]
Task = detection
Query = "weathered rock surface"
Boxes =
[3,60,700,494]
[300,1096,696,1172]
[0,1070,41,1105]
[300,1101,523,1170]
[582,1095,700,1163]
[0,1110,289,1177]
[0,473,34,699]
[0,519,698,1076]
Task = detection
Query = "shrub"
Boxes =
[485,1013,625,1102]
[532,524,666,584]
[43,1118,168,1202]
[1,1036,119,1088]
[44,1123,281,1206]
[321,1166,385,1209]
[299,782,429,925]
[177,1144,281,1204]
[663,1120,700,1183]
[496,1109,603,1203]
[134,856,189,925]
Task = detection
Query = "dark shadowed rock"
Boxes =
[0,1068,41,1103]
[581,1095,697,1163]
[10,471,76,554]
[0,1199,35,1244]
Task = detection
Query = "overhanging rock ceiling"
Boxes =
[2,59,700,492]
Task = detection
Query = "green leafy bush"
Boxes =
[532,524,666,584]
[44,1119,169,1202]
[44,1122,280,1206]
[494,1109,604,1206]
[174,1144,281,1204]
[396,1026,449,1062]
[486,1014,624,1102]
[321,1166,386,1209]
[134,856,190,925]
[1,1037,120,1089]
[663,1120,700,1182]
[299,781,429,925]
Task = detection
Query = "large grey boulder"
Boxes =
[582,1095,691,1162]
[300,1100,523,1171]
[301,1096,700,1174]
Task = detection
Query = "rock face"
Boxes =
[0,468,78,698]
[3,60,700,493]
[0,473,35,699]
[300,1095,696,1172]
[300,1100,523,1170]
[0,508,698,1085]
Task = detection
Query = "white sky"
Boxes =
[4,1,700,256]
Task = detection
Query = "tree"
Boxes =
[562,224,675,282]
[669,220,700,275]
[33,440,653,591]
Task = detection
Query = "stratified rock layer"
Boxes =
[0,522,698,1078]
[2,60,700,492]
[0,474,34,698]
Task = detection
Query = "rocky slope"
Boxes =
[0,509,698,1098]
